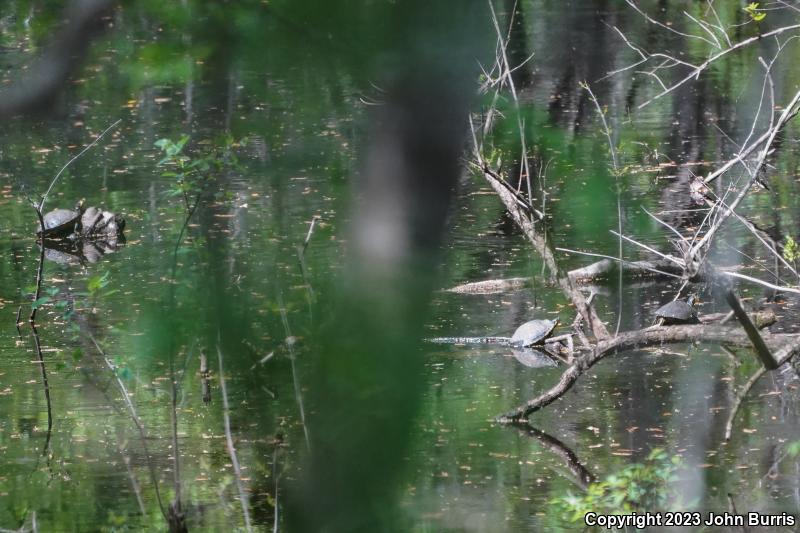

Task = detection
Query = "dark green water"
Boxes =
[1,1,800,531]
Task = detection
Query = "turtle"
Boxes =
[85,208,125,237]
[80,206,103,234]
[509,318,559,347]
[39,206,83,238]
[655,295,700,325]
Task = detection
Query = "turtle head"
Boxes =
[75,198,86,214]
[686,294,700,307]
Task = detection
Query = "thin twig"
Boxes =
[487,0,533,203]
[624,0,717,47]
[40,119,121,211]
[29,209,46,324]
[609,230,684,266]
[300,215,320,257]
[277,293,311,451]
[690,89,800,259]
[721,270,800,295]
[583,81,623,335]
[637,24,800,109]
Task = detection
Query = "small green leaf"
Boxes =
[744,2,766,22]
[783,236,798,262]
[787,441,800,457]
[32,296,51,309]
[88,271,111,296]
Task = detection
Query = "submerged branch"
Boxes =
[29,209,47,324]
[88,334,168,521]
[723,366,769,442]
[29,324,52,456]
[217,345,253,533]
[725,290,778,370]
[40,119,122,212]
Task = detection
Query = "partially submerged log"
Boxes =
[446,277,529,294]
[567,258,696,283]
[443,257,694,295]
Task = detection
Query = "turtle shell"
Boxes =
[510,319,558,347]
[40,209,81,237]
[82,208,125,236]
[81,206,103,234]
[655,300,698,323]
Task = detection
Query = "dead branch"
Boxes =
[623,0,718,48]
[563,253,688,282]
[690,89,800,259]
[629,23,800,109]
[487,0,533,203]
[444,256,695,293]
[479,165,610,340]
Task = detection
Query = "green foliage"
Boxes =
[783,235,798,262]
[31,285,59,309]
[787,441,800,457]
[31,296,51,309]
[553,449,683,524]
[744,2,766,22]
[155,134,241,205]
[87,271,111,297]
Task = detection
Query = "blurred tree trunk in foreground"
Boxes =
[284,1,486,530]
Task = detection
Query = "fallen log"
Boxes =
[567,258,694,282]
